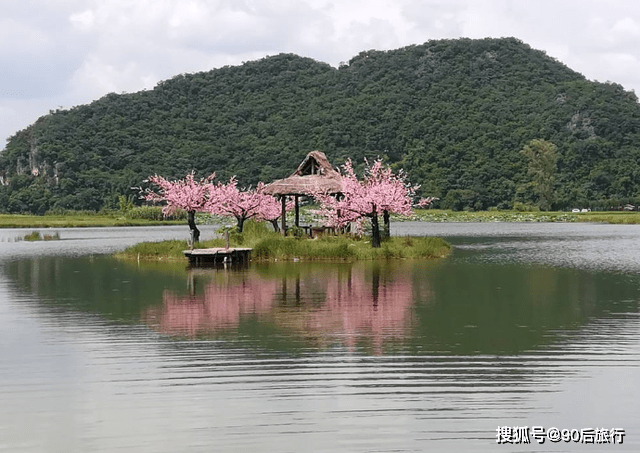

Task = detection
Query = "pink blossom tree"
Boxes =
[145,172,214,243]
[314,159,419,247]
[416,197,438,208]
[254,195,294,233]
[206,178,287,233]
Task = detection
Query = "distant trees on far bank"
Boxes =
[3,37,640,213]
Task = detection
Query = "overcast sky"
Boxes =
[3,0,640,148]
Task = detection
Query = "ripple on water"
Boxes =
[1,223,640,452]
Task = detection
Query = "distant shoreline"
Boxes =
[412,209,640,224]
[1,209,639,229]
[0,213,184,228]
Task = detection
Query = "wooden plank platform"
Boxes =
[183,247,252,266]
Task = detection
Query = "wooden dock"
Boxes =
[183,247,252,266]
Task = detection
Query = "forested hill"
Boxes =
[2,37,640,214]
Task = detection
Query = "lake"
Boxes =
[0,223,638,452]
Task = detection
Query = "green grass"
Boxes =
[4,208,640,229]
[251,234,451,260]
[412,209,640,224]
[0,213,185,228]
[22,231,61,241]
[23,231,43,241]
[574,211,640,224]
[116,221,451,262]
[115,238,227,260]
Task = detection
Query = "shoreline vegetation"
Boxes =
[114,222,451,262]
[2,209,640,229]
[6,39,640,217]
[22,231,60,241]
[0,208,185,228]
[413,209,640,224]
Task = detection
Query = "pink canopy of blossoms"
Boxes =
[145,172,215,215]
[144,171,288,234]
[314,158,418,229]
[206,178,289,228]
[145,173,286,221]
[416,196,438,208]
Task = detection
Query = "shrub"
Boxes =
[125,206,187,221]
[23,231,42,241]
[513,202,539,212]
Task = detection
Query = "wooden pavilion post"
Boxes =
[294,195,300,227]
[280,195,287,236]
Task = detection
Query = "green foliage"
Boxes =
[520,139,558,210]
[414,209,573,222]
[123,205,187,221]
[240,219,270,237]
[23,231,42,241]
[240,234,451,260]
[22,231,60,241]
[117,238,227,259]
[118,195,134,213]
[287,226,307,238]
[442,189,481,211]
[513,202,540,212]
[0,212,183,228]
[120,231,451,262]
[576,212,640,224]
[3,38,640,213]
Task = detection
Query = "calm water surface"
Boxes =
[1,223,639,452]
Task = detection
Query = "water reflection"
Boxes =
[144,263,417,354]
[3,255,638,356]
[145,271,279,337]
[2,225,640,453]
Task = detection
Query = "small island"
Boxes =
[117,151,450,264]
[115,221,451,263]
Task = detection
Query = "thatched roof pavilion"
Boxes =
[262,151,342,196]
[263,151,343,234]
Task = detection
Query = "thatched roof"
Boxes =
[262,151,343,196]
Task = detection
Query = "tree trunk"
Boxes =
[382,210,390,240]
[280,195,287,236]
[370,207,381,248]
[270,219,280,233]
[236,216,245,233]
[187,210,200,244]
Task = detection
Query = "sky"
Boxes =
[3,0,640,149]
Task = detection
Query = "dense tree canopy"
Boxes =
[2,37,640,213]
[520,139,559,211]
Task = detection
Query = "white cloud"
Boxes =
[69,9,95,31]
[4,0,640,148]
[70,54,145,96]
[0,18,52,54]
[611,17,640,37]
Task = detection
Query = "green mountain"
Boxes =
[2,37,640,214]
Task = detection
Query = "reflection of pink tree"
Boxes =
[143,264,425,353]
[300,266,415,354]
[144,275,277,338]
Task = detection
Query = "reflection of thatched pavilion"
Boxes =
[262,151,342,234]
